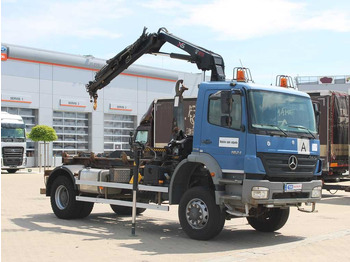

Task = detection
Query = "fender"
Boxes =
[187,152,223,184]
[169,152,223,204]
[46,165,84,196]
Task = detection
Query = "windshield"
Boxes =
[1,123,26,139]
[248,90,316,136]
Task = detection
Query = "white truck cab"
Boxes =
[1,111,27,173]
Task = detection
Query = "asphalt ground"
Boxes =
[2,168,350,262]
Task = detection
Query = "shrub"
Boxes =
[27,125,58,142]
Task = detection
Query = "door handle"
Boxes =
[202,139,212,144]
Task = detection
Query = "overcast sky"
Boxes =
[2,0,350,85]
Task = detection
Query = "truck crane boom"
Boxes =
[86,27,225,105]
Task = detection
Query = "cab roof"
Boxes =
[199,81,310,98]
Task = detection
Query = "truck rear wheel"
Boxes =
[178,187,225,240]
[110,205,146,216]
[50,176,87,219]
[247,207,290,232]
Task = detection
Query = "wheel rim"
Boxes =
[55,185,69,210]
[185,198,209,229]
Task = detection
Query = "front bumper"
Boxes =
[241,179,322,206]
[1,157,26,170]
[1,165,26,170]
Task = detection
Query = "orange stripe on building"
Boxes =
[9,57,97,71]
[60,104,86,108]
[7,57,177,82]
[110,108,132,111]
[1,99,32,104]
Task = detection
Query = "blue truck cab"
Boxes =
[189,81,322,206]
[168,80,323,238]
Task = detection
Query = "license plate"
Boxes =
[284,183,302,192]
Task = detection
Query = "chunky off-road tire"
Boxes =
[247,207,290,232]
[7,169,18,173]
[178,187,225,240]
[110,205,146,216]
[50,176,84,219]
[76,202,94,218]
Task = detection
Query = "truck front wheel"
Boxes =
[178,187,225,240]
[247,207,289,232]
[76,202,94,218]
[7,169,18,173]
[51,176,93,219]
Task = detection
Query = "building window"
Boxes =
[52,111,89,156]
[1,107,37,157]
[104,114,136,153]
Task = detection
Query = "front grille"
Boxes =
[2,147,24,166]
[272,192,309,199]
[257,153,318,180]
[13,138,25,143]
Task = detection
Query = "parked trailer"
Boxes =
[307,91,349,181]
[322,93,350,193]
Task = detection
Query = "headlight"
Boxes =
[251,187,269,199]
[311,186,322,198]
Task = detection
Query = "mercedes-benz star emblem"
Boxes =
[288,155,298,170]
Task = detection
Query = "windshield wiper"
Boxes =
[288,125,316,139]
[256,124,288,137]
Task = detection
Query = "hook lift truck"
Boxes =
[44,27,323,240]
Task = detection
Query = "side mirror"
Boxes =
[221,116,232,127]
[129,131,134,147]
[221,91,232,114]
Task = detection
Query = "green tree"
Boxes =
[27,125,58,142]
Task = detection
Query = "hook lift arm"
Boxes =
[86,27,226,109]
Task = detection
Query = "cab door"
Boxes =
[199,89,246,172]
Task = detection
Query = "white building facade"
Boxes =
[1,44,202,166]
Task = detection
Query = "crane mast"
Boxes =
[86,27,225,107]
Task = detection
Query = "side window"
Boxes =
[208,99,222,126]
[135,130,148,144]
[208,93,242,129]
